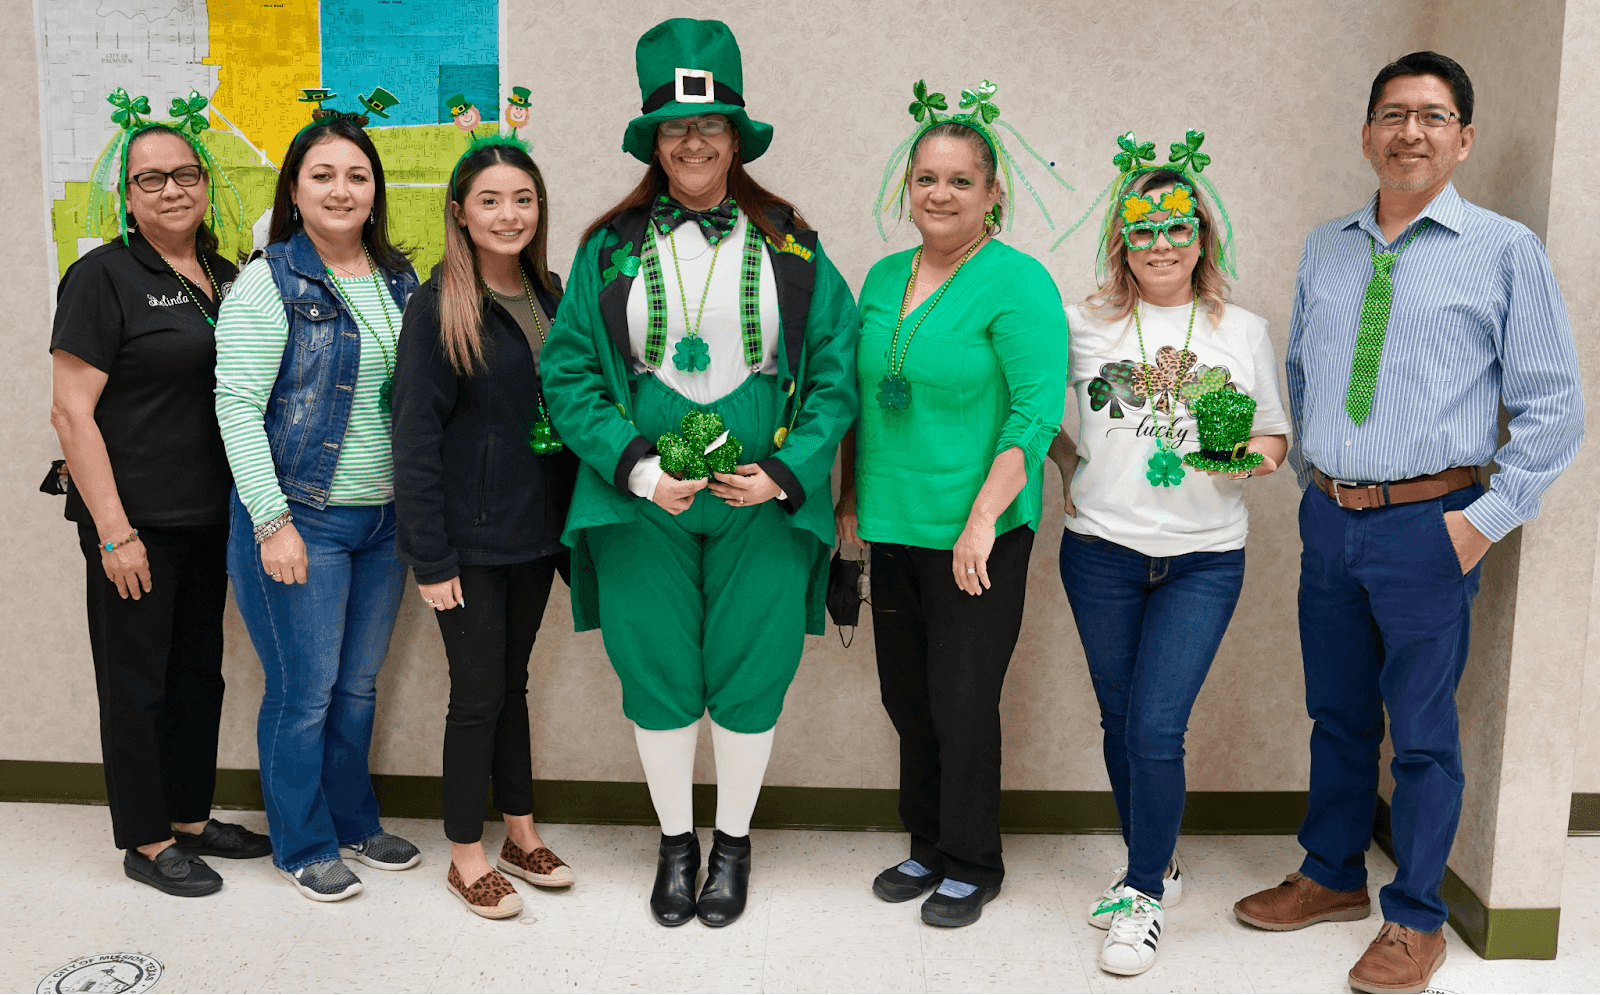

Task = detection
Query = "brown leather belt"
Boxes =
[1311,466,1479,511]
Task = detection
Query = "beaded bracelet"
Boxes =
[101,530,139,552]
[253,510,293,544]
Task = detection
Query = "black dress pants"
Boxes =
[78,523,229,851]
[871,525,1034,889]
[435,554,564,843]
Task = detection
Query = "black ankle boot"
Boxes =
[696,829,751,927]
[650,832,700,926]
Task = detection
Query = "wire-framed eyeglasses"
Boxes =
[1369,106,1461,129]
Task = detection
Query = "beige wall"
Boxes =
[3,0,1592,833]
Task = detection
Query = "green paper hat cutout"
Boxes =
[299,88,337,103]
[622,18,772,163]
[1180,388,1265,473]
[445,93,473,116]
[359,86,399,118]
[508,86,532,107]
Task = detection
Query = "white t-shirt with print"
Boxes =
[1065,300,1291,557]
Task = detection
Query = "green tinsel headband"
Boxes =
[447,133,535,198]
[875,78,1074,241]
[85,88,246,247]
[1052,129,1238,279]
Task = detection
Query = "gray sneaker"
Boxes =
[340,831,421,870]
[280,859,363,902]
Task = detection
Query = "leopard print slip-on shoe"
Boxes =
[447,863,524,919]
[497,838,576,887]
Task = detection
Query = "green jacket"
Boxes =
[542,204,860,633]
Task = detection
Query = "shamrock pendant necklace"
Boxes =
[879,237,983,410]
[324,246,398,414]
[157,249,221,327]
[1133,297,1197,488]
[667,226,723,373]
[486,268,565,454]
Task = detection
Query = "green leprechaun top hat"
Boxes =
[622,17,773,163]
[507,86,531,108]
[445,93,473,117]
[359,86,398,119]
[1181,389,1265,473]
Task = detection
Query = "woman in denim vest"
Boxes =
[215,115,421,902]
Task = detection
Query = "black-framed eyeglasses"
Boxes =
[128,165,206,193]
[1122,216,1200,250]
[1369,106,1460,129]
[659,116,729,138]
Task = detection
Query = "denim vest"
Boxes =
[258,229,418,508]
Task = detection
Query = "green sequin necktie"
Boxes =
[1345,219,1431,425]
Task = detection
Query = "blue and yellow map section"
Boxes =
[320,0,499,127]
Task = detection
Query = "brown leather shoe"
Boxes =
[1347,921,1447,994]
[1234,871,1371,930]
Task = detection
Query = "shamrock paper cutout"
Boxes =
[672,335,711,373]
[958,79,1000,124]
[1113,131,1156,173]
[1178,364,1234,407]
[108,89,150,130]
[1146,447,1186,487]
[908,79,948,123]
[657,411,742,480]
[1168,130,1211,173]
[169,91,210,135]
[1158,184,1196,218]
[1121,193,1157,225]
[602,240,639,283]
[877,374,910,410]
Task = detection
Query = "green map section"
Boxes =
[51,122,497,279]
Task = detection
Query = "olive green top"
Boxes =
[854,239,1069,550]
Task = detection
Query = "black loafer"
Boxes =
[172,819,273,859]
[920,883,1000,927]
[697,830,751,927]
[124,845,224,897]
[649,832,700,927]
[873,862,941,903]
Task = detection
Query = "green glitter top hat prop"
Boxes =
[622,18,772,164]
[874,78,1075,242]
[1181,389,1264,473]
[85,87,247,250]
[656,411,743,480]
[1053,129,1237,279]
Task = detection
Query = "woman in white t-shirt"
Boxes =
[1047,160,1289,977]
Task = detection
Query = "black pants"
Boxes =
[870,525,1034,889]
[78,522,229,851]
[436,555,564,843]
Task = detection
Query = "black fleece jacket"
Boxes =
[391,266,578,584]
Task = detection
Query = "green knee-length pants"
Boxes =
[587,374,811,734]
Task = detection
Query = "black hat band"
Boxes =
[643,77,745,114]
[1197,441,1252,462]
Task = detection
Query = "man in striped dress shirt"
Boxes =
[1233,51,1584,994]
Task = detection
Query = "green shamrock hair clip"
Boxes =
[656,411,743,480]
[875,78,1074,241]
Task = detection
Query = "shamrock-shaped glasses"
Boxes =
[1120,183,1200,250]
[129,165,207,193]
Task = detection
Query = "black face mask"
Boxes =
[826,550,866,645]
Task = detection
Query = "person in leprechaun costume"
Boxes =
[540,18,859,929]
[1045,131,1290,976]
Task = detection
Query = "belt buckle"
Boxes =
[1330,478,1377,510]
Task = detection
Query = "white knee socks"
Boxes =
[632,719,776,838]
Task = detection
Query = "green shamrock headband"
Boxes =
[85,88,246,249]
[875,78,1074,241]
[1053,129,1237,279]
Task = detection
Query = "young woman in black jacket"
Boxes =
[392,137,579,919]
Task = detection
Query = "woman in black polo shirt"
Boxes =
[49,112,271,895]
[392,137,578,918]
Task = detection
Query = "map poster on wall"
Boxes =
[34,0,508,281]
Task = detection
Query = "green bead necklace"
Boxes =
[878,237,984,411]
[157,251,221,327]
[666,227,723,373]
[485,267,565,454]
[324,246,399,414]
[1132,297,1197,488]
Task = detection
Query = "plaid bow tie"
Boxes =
[651,194,739,245]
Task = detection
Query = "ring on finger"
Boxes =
[965,567,977,574]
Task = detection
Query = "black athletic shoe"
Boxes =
[172,819,273,859]
[124,845,224,897]
[920,883,1000,927]
[873,862,942,903]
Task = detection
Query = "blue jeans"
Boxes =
[227,492,408,871]
[1058,528,1245,899]
[1296,483,1482,932]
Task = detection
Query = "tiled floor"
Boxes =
[3,801,1596,993]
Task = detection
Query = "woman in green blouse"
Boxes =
[837,120,1069,928]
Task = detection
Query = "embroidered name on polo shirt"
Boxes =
[767,234,813,262]
[148,292,191,307]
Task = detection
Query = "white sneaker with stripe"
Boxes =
[1086,853,1182,928]
[1098,885,1165,976]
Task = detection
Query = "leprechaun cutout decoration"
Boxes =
[447,93,480,131]
[504,87,531,134]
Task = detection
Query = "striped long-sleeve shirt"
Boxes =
[1285,183,1584,542]
[214,257,399,528]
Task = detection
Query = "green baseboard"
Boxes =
[1373,798,1559,960]
[1569,793,1600,834]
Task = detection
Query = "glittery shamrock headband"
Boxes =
[85,88,246,247]
[1053,129,1237,279]
[874,78,1074,241]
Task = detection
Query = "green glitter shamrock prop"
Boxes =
[657,411,743,480]
[1121,191,1157,225]
[602,240,640,283]
[1112,131,1156,173]
[169,91,210,135]
[958,79,1000,123]
[1168,130,1211,172]
[672,336,711,373]
[108,89,150,129]
[1146,447,1186,487]
[876,374,911,410]
[1158,184,1196,217]
[908,79,948,122]
[1182,389,1266,473]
